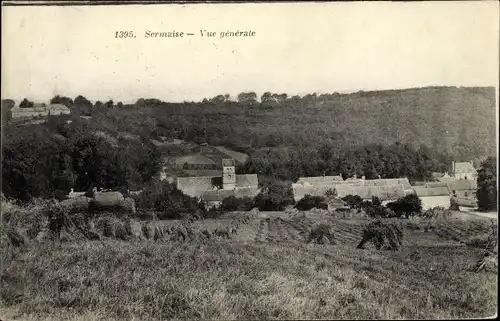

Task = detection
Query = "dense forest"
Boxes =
[1,86,496,202]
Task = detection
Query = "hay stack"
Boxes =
[356,220,404,251]
[307,222,335,244]
[1,225,25,247]
[93,192,124,207]
[118,197,136,214]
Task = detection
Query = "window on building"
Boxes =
[464,192,468,197]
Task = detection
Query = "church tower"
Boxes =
[222,159,236,190]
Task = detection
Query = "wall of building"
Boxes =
[420,196,451,210]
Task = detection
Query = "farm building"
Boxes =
[297,176,344,184]
[451,161,477,181]
[444,179,477,198]
[292,176,413,202]
[335,184,408,200]
[322,196,350,211]
[11,103,70,119]
[176,158,260,207]
[412,186,451,210]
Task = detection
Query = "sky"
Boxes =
[1,1,499,103]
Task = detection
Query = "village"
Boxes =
[1,2,497,319]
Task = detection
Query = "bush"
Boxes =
[253,184,294,211]
[220,196,254,212]
[136,181,205,219]
[466,234,496,249]
[363,197,397,218]
[421,206,451,220]
[307,221,335,244]
[295,195,327,211]
[386,194,422,218]
[342,195,364,209]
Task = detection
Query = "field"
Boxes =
[1,211,498,320]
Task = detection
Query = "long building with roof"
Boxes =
[292,175,413,202]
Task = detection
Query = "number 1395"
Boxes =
[115,31,135,38]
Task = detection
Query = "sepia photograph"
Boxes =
[0,1,498,320]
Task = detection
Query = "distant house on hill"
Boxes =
[176,158,259,209]
[11,103,70,119]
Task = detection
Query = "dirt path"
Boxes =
[451,210,498,220]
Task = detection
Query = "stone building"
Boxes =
[451,161,477,181]
[176,158,259,209]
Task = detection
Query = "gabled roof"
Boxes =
[48,103,70,111]
[175,154,217,166]
[424,182,448,188]
[297,176,343,183]
[234,187,260,199]
[177,176,221,197]
[235,174,258,187]
[413,186,450,197]
[446,179,477,191]
[454,162,476,174]
[335,184,406,200]
[323,196,349,208]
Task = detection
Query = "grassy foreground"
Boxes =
[1,237,497,320]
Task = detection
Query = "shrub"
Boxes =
[341,195,364,209]
[307,221,335,244]
[449,197,460,210]
[220,196,254,212]
[421,206,451,220]
[136,181,205,219]
[363,198,397,218]
[295,195,327,211]
[466,234,496,249]
[253,184,294,211]
[386,194,422,218]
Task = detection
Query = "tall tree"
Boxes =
[50,95,74,107]
[476,156,497,211]
[237,92,257,106]
[19,98,34,108]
